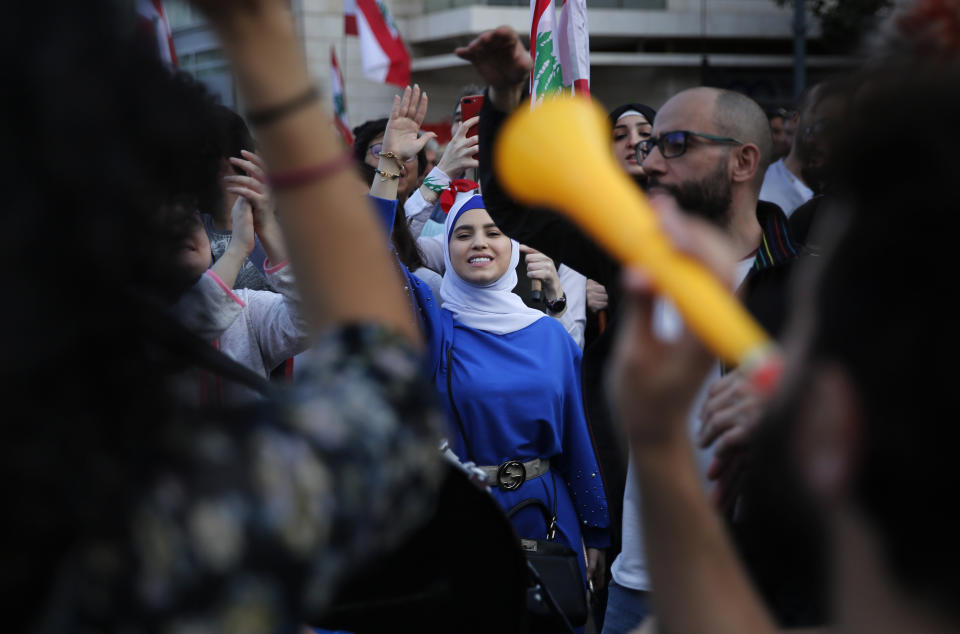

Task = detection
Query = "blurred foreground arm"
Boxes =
[179,2,441,626]
[609,201,777,634]
[191,1,419,346]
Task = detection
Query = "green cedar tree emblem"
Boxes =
[533,31,564,97]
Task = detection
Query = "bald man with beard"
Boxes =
[613,86,820,632]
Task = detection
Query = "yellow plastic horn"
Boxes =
[495,96,772,367]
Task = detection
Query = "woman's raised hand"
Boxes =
[225,150,276,231]
[382,85,436,165]
[436,116,480,178]
[225,150,288,265]
[226,196,256,258]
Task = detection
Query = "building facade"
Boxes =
[168,0,843,138]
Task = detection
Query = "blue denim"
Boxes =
[600,580,651,634]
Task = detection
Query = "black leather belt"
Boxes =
[478,458,550,491]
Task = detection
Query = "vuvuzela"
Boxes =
[495,96,773,368]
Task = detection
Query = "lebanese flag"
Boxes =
[530,0,564,107]
[136,0,178,67]
[330,46,354,146]
[344,0,411,87]
[557,0,590,96]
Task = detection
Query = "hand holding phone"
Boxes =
[460,95,483,138]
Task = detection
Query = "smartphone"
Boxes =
[460,95,484,138]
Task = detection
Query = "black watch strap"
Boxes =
[544,292,567,313]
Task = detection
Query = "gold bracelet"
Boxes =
[378,151,407,171]
[376,168,401,181]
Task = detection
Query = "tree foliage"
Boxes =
[777,0,895,52]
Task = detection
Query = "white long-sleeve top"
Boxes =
[172,260,311,403]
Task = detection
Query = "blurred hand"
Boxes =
[585,279,608,313]
[609,196,736,448]
[226,196,256,257]
[436,116,480,178]
[608,268,714,447]
[187,0,283,18]
[186,0,289,29]
[225,150,277,231]
[382,85,436,165]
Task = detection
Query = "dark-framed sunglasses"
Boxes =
[367,142,417,163]
[636,130,744,160]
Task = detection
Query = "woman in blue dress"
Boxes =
[368,86,610,591]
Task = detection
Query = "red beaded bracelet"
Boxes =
[267,152,356,190]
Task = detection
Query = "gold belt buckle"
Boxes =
[496,460,526,490]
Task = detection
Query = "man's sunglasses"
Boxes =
[367,143,417,163]
[636,130,744,160]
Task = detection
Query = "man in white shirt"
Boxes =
[759,82,843,217]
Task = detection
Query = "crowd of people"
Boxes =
[8,0,960,633]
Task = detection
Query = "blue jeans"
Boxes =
[601,580,651,634]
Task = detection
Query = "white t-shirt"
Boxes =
[611,256,756,591]
[759,158,813,218]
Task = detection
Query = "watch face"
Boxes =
[546,294,566,312]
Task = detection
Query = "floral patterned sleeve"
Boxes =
[68,325,442,633]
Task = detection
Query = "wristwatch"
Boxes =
[544,292,567,314]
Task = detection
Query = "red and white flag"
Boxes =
[344,0,411,87]
[530,0,590,106]
[557,0,590,96]
[530,0,563,106]
[330,46,354,146]
[136,0,178,67]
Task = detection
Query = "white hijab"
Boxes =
[440,192,546,335]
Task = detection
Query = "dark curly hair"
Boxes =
[746,63,960,628]
[810,64,960,620]
[1,3,232,626]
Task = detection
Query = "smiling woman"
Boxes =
[421,188,612,607]
[448,208,513,284]
[361,85,611,612]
